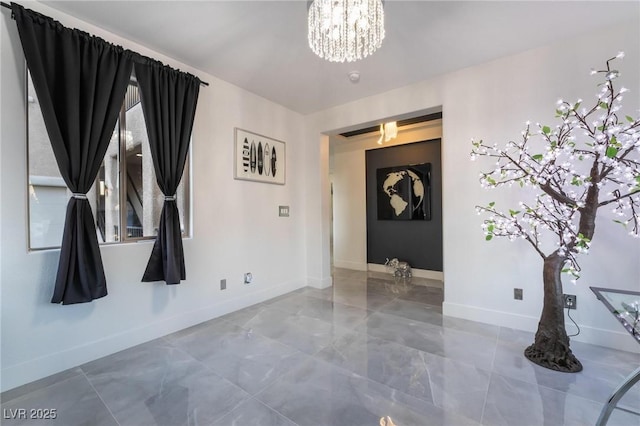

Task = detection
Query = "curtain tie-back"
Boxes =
[71,193,88,200]
[164,195,176,201]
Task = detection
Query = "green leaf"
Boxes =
[485,235,493,241]
[488,224,494,232]
[509,209,520,217]
[519,180,524,188]
[626,115,635,123]
[532,154,543,161]
[488,201,496,208]
[606,146,618,158]
[571,176,582,186]
[577,233,591,243]
[599,101,609,109]
[610,135,618,146]
[613,220,627,228]
[542,126,551,135]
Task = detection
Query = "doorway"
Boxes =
[328,117,443,279]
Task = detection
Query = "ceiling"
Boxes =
[40,1,638,115]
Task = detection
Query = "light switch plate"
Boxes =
[279,205,290,217]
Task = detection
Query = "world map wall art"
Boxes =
[377,163,431,220]
[234,128,286,185]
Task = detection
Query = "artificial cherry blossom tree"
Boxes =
[471,53,640,372]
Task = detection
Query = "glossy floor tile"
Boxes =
[482,373,639,426]
[168,320,308,395]
[255,356,477,426]
[82,339,251,426]
[211,398,297,426]
[354,311,497,371]
[1,374,117,426]
[2,268,638,426]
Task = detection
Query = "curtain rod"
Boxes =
[0,1,209,87]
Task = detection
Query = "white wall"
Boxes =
[306,22,640,353]
[331,121,443,271]
[304,133,333,289]
[0,3,308,391]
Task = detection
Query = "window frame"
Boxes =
[26,68,191,251]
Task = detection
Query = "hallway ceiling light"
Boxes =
[308,0,385,63]
[377,121,397,145]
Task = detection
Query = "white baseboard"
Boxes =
[367,263,444,281]
[572,323,640,354]
[0,279,304,393]
[333,260,367,271]
[443,301,640,354]
[307,275,333,289]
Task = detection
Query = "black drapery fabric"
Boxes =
[11,3,133,304]
[134,61,200,284]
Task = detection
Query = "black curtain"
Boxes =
[135,61,200,284]
[12,3,133,304]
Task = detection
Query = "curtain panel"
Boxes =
[134,61,200,284]
[11,3,133,304]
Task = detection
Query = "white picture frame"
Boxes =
[234,128,286,185]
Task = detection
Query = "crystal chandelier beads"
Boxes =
[308,0,385,63]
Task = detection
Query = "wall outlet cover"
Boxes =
[563,294,577,309]
[514,288,523,300]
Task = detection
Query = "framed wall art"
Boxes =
[376,163,431,220]
[234,128,286,185]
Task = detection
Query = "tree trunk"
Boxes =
[524,250,583,372]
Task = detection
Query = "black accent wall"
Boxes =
[366,139,443,271]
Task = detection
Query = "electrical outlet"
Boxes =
[220,279,226,290]
[244,272,253,284]
[563,294,577,309]
[514,288,523,300]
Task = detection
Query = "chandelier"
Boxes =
[308,0,385,63]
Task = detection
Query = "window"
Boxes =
[27,71,190,250]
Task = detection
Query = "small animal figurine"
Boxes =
[384,257,412,278]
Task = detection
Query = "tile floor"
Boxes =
[1,268,639,425]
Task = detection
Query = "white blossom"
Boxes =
[470,54,639,280]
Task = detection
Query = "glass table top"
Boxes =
[590,287,640,344]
